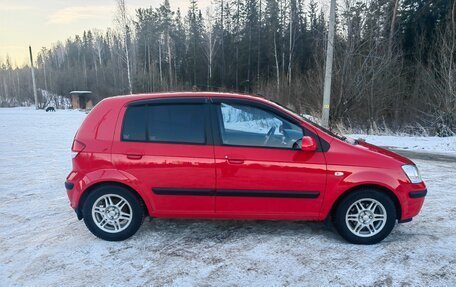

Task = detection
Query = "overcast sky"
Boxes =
[0,0,212,66]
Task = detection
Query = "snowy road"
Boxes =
[0,108,455,286]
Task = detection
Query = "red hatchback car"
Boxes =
[65,92,427,244]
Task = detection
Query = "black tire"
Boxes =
[82,184,144,241]
[333,189,397,244]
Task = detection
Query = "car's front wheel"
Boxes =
[82,185,144,241]
[333,189,397,244]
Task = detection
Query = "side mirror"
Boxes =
[301,136,317,152]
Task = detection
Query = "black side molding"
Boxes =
[65,181,74,190]
[217,190,320,198]
[409,189,427,198]
[153,188,215,196]
[152,188,320,199]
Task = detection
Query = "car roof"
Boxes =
[105,92,269,105]
[98,92,308,125]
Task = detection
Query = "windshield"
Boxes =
[271,100,354,143]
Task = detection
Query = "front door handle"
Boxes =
[127,154,143,160]
[225,156,244,164]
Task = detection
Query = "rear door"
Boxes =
[211,98,327,219]
[111,98,215,215]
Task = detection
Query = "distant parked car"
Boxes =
[65,92,427,244]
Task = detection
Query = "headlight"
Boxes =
[401,165,422,184]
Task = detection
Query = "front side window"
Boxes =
[122,104,206,144]
[217,102,303,149]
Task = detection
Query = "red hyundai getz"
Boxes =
[65,92,427,244]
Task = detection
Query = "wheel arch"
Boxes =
[77,181,150,220]
[327,184,402,222]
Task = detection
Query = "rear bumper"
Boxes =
[409,189,427,198]
[65,180,82,219]
[65,181,74,190]
[398,218,413,223]
[65,170,85,219]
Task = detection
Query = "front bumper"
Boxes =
[399,184,427,221]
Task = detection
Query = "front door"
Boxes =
[212,99,327,219]
[112,98,215,215]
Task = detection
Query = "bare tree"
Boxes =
[418,2,456,136]
[257,0,262,83]
[114,0,133,94]
[274,32,280,90]
[287,0,294,87]
[387,0,400,58]
[448,0,455,95]
[158,36,163,88]
[203,8,218,87]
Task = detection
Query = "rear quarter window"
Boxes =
[122,105,147,141]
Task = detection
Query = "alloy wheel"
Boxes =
[345,198,387,237]
[91,194,133,233]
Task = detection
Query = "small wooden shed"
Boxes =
[69,91,94,109]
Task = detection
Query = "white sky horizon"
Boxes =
[0,0,213,66]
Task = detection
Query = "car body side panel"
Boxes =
[72,98,122,154]
[213,145,327,219]
[66,167,155,213]
[66,93,426,223]
[318,164,426,220]
[110,105,216,214]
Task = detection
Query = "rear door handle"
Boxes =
[127,154,143,160]
[225,156,244,164]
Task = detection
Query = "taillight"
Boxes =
[71,140,86,158]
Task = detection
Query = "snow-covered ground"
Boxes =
[0,107,455,286]
[349,134,456,155]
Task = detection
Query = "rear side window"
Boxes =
[122,105,147,141]
[122,104,206,144]
[148,104,205,144]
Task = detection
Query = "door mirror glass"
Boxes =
[300,136,317,152]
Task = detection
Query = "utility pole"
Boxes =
[29,46,38,109]
[321,0,336,128]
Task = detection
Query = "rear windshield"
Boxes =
[122,104,206,144]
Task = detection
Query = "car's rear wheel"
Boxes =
[333,189,397,244]
[82,185,144,241]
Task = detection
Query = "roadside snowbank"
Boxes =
[349,134,456,154]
